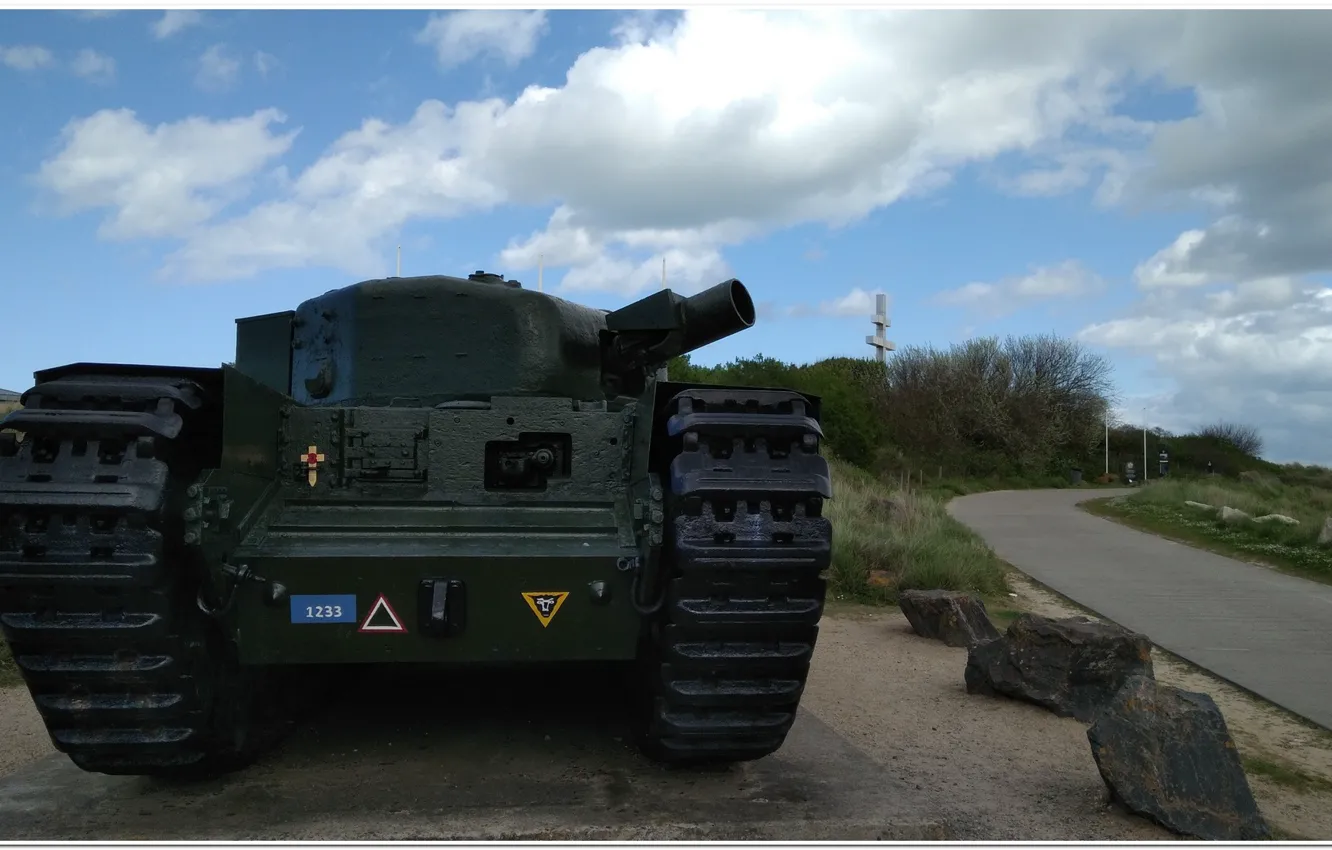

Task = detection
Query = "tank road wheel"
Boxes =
[0,372,279,778]
[633,388,833,765]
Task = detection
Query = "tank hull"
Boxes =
[208,382,646,666]
[0,272,834,778]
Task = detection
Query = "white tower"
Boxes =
[866,292,895,362]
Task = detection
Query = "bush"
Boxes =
[1198,421,1265,456]
[670,332,1118,483]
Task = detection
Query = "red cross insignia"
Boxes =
[303,444,325,487]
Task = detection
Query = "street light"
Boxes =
[1104,406,1109,476]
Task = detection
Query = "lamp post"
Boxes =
[1142,407,1148,482]
[1104,406,1109,475]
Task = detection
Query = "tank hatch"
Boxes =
[467,270,521,288]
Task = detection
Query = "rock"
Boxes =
[1219,506,1250,523]
[1319,516,1332,546]
[1087,675,1269,840]
[1183,500,1214,511]
[897,589,1000,648]
[964,613,1153,722]
[1253,513,1299,525]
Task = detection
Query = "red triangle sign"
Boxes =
[358,594,407,634]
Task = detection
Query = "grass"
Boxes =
[1242,755,1332,796]
[1083,474,1332,586]
[980,602,1023,632]
[824,456,1010,603]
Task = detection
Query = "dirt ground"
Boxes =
[0,686,51,777]
[1006,570,1332,840]
[0,584,1326,839]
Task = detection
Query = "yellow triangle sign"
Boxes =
[522,591,569,628]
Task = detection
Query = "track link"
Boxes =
[640,388,833,763]
[0,372,263,776]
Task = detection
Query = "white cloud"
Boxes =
[34,108,297,241]
[414,10,548,69]
[39,12,1326,295]
[159,102,505,280]
[610,11,678,47]
[763,288,888,321]
[196,44,240,91]
[152,10,203,39]
[70,48,115,83]
[254,51,278,77]
[44,9,1165,291]
[1112,15,1332,288]
[1133,230,1212,288]
[818,288,882,318]
[936,260,1104,317]
[1,45,55,71]
[1067,11,1332,463]
[990,146,1136,205]
[1080,278,1332,462]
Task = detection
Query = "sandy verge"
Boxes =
[805,606,1169,840]
[1007,570,1332,840]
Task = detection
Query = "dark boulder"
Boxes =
[1087,675,1269,840]
[964,613,1153,722]
[897,589,1000,647]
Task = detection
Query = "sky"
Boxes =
[2,8,1332,463]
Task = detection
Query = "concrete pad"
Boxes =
[0,666,948,840]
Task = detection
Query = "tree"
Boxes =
[1198,421,1264,456]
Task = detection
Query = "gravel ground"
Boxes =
[0,592,1325,839]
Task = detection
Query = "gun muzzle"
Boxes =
[676,278,756,352]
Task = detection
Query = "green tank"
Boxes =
[0,271,833,777]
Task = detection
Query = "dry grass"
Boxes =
[1134,474,1332,533]
[824,457,1009,603]
[1089,475,1332,584]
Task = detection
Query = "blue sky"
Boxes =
[3,9,1331,463]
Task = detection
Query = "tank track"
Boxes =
[0,372,270,777]
[638,387,833,763]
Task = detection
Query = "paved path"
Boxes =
[949,488,1332,731]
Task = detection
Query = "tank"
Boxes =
[0,270,833,777]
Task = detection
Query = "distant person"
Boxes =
[1207,460,1214,475]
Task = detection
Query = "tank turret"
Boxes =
[232,272,756,406]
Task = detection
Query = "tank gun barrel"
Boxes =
[600,278,756,396]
